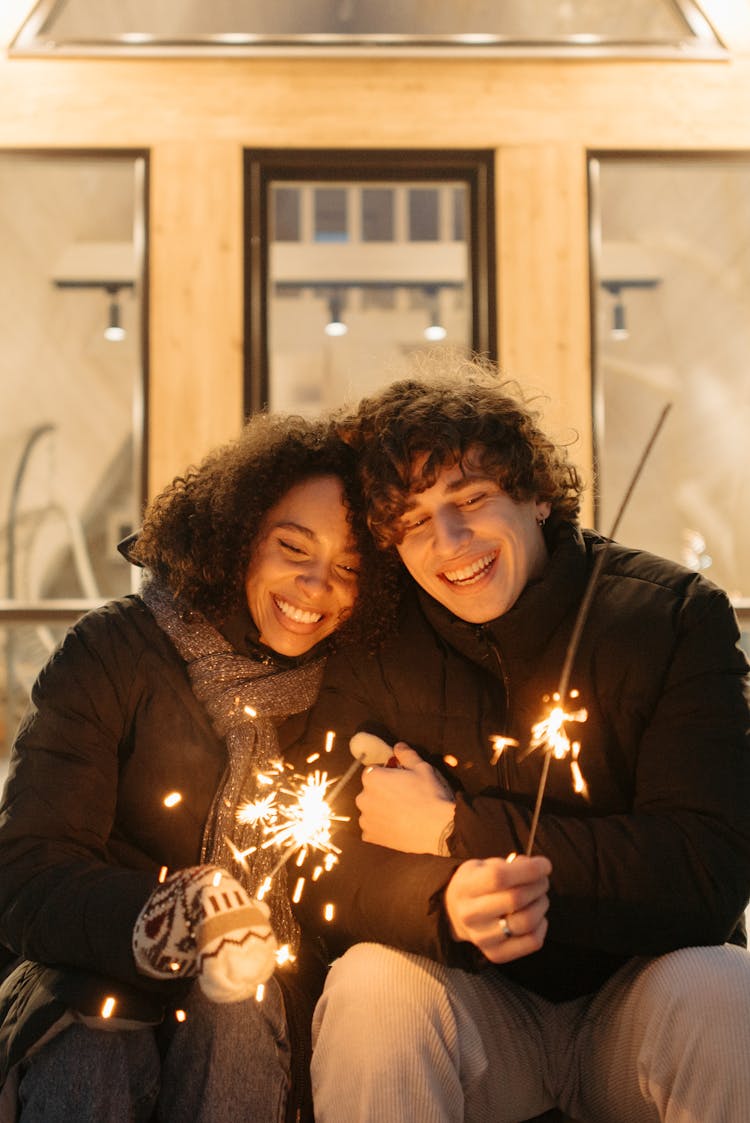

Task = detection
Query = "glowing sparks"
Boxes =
[324,730,336,753]
[490,734,519,764]
[324,902,335,922]
[175,1009,187,1023]
[101,996,116,1019]
[244,705,257,718]
[443,754,458,768]
[158,865,168,883]
[275,944,295,967]
[255,983,265,1003]
[529,696,588,763]
[292,877,305,903]
[163,791,182,808]
[237,791,278,828]
[260,771,347,866]
[570,742,588,796]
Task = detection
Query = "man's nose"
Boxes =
[432,508,471,554]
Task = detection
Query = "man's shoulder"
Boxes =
[588,533,726,604]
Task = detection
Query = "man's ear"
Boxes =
[536,498,552,522]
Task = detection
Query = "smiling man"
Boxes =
[286,360,750,1123]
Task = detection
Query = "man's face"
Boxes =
[393,454,551,624]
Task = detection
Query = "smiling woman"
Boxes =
[0,411,396,1122]
[244,475,361,657]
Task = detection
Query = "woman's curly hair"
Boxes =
[131,412,397,650]
[338,353,584,550]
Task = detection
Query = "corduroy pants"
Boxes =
[312,941,750,1123]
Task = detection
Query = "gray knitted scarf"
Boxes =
[141,576,325,951]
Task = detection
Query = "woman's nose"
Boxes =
[296,564,332,595]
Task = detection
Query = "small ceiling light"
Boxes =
[324,293,348,337]
[104,287,126,342]
[423,285,447,342]
[611,297,628,341]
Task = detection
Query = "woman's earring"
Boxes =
[536,515,547,528]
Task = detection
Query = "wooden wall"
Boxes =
[2,16,750,518]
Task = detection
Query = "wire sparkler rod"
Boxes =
[525,402,672,855]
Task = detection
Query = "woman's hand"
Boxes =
[356,742,455,855]
[444,854,551,963]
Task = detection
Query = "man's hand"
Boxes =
[444,854,551,963]
[356,742,455,855]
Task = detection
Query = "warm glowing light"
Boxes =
[312,865,323,881]
[175,1009,187,1022]
[237,791,278,827]
[211,870,223,887]
[257,875,272,900]
[529,702,588,762]
[169,961,181,972]
[275,944,295,966]
[443,754,458,768]
[570,742,588,796]
[158,866,168,883]
[490,735,519,764]
[261,771,347,863]
[324,903,335,921]
[244,705,257,717]
[101,997,116,1019]
[255,983,265,1002]
[163,791,182,808]
[292,877,305,903]
[306,752,321,763]
[324,730,335,753]
[506,851,517,863]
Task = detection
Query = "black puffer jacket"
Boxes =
[0,596,324,1116]
[284,525,750,1001]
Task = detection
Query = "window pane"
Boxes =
[273,186,300,241]
[0,152,145,759]
[263,174,475,415]
[590,155,750,601]
[361,188,394,242]
[314,188,348,242]
[409,188,439,241]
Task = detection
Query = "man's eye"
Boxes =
[402,515,429,532]
[337,564,360,580]
[461,492,486,507]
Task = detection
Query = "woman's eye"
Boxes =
[279,539,307,557]
[402,515,428,533]
[337,564,360,580]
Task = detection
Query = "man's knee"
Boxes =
[638,944,750,1015]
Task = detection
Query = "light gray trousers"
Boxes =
[312,941,750,1123]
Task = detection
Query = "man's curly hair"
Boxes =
[338,354,584,550]
[131,413,396,649]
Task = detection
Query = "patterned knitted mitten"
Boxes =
[132,864,277,1002]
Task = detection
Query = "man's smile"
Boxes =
[440,551,497,587]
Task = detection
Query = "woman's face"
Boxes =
[244,475,361,657]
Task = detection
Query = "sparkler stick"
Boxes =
[524,402,672,855]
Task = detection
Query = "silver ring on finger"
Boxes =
[499,915,513,939]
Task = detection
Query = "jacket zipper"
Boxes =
[476,625,512,788]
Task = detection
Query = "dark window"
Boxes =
[409,188,439,241]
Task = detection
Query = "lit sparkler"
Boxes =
[524,403,672,855]
[231,731,358,907]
